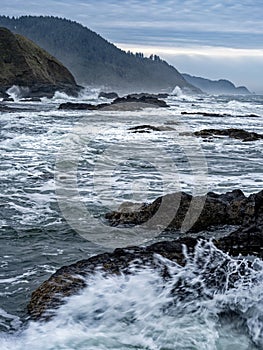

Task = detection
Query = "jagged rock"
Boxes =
[58,95,169,110]
[98,91,119,99]
[26,236,201,320]
[113,95,168,108]
[105,189,248,232]
[128,93,169,99]
[194,128,263,142]
[0,27,81,98]
[27,189,263,321]
[27,229,263,321]
[58,102,107,110]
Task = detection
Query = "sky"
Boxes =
[1,0,263,93]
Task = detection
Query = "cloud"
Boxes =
[1,0,263,92]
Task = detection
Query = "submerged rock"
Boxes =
[194,128,263,142]
[128,125,175,133]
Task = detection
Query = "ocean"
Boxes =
[0,89,263,349]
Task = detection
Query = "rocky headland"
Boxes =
[0,27,81,99]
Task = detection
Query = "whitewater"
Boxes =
[0,88,263,349]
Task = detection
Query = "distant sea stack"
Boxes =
[0,16,201,94]
[182,73,250,95]
[0,27,81,98]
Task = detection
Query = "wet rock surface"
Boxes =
[105,189,249,231]
[194,128,263,142]
[28,190,263,321]
[58,95,169,110]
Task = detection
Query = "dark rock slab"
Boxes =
[58,95,169,110]
[194,128,263,142]
[128,93,169,99]
[58,102,108,110]
[28,229,263,321]
[27,190,263,321]
[181,111,231,117]
[26,236,202,320]
[98,91,119,99]
[128,125,175,133]
[114,95,168,108]
[105,189,248,232]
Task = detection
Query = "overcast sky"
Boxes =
[2,0,263,92]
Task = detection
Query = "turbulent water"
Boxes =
[0,88,263,349]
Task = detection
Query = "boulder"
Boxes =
[98,91,119,99]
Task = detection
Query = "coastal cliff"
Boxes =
[0,27,81,98]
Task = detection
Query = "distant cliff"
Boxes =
[0,27,80,98]
[182,73,250,95]
[0,16,200,94]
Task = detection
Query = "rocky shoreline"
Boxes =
[28,189,263,321]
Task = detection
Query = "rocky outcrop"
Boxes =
[182,73,251,95]
[98,91,119,99]
[105,189,249,232]
[0,27,81,98]
[27,189,263,321]
[59,95,169,110]
[194,128,263,142]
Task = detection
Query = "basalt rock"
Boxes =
[194,128,263,142]
[105,189,249,232]
[27,190,263,321]
[27,229,263,321]
[128,93,169,99]
[58,95,169,110]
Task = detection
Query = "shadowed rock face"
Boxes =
[0,27,81,98]
[105,190,249,232]
[27,190,263,321]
